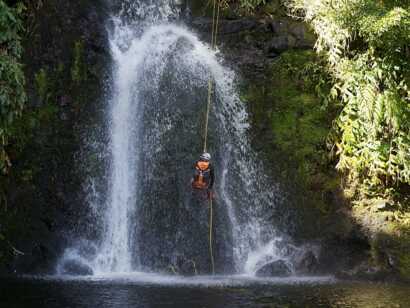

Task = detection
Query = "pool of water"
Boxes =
[0,273,409,307]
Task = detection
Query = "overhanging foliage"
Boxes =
[286,0,410,198]
[0,1,26,174]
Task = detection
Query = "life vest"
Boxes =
[192,161,211,190]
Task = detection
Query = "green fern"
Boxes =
[286,0,410,199]
[0,1,26,174]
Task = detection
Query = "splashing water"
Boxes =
[58,0,296,276]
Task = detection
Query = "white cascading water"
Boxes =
[58,0,302,276]
[92,1,182,274]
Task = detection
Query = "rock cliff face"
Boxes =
[187,1,409,281]
[1,0,110,274]
[0,0,357,275]
[1,0,407,281]
[188,1,367,273]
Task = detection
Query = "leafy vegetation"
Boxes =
[244,50,343,238]
[0,1,26,174]
[71,40,87,84]
[223,0,267,12]
[285,0,410,202]
[266,50,334,188]
[0,0,408,278]
[236,0,410,278]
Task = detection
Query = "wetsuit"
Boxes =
[192,160,215,190]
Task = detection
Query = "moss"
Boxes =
[246,50,335,189]
[1,58,62,265]
[71,40,86,84]
[242,50,342,238]
[188,0,286,18]
[188,0,218,17]
[352,198,410,280]
[372,229,410,280]
[395,226,410,278]
[262,1,281,15]
[34,68,48,101]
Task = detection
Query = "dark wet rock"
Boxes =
[256,260,292,277]
[165,255,199,276]
[266,35,297,53]
[190,15,315,83]
[2,0,348,279]
[61,260,93,276]
[169,255,198,276]
[269,19,290,36]
[191,18,258,35]
[218,19,259,34]
[289,23,306,39]
[317,234,371,275]
[335,261,399,282]
[2,0,110,274]
[295,251,319,274]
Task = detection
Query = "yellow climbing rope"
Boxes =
[203,0,221,153]
[209,197,215,274]
[204,0,221,276]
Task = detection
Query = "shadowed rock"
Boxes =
[256,260,292,277]
[168,255,198,276]
[295,251,319,274]
[61,260,93,276]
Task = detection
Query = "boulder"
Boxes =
[265,35,297,53]
[166,255,198,276]
[256,260,292,277]
[289,23,307,40]
[61,260,93,276]
[269,20,290,36]
[218,19,259,34]
[335,262,392,281]
[176,255,197,276]
[191,18,258,35]
[296,251,319,274]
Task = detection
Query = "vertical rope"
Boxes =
[203,79,213,153]
[212,0,221,48]
[209,198,215,274]
[203,0,220,153]
[203,0,220,275]
[211,0,217,48]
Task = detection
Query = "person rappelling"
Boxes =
[191,152,216,274]
[192,152,215,200]
[190,0,220,274]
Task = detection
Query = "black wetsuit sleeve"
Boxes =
[209,165,215,189]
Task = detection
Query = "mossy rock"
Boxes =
[353,199,410,280]
[262,2,281,15]
[371,229,410,281]
[242,50,343,238]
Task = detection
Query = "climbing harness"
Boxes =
[192,162,211,189]
[203,0,221,276]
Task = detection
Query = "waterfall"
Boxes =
[91,0,182,274]
[58,0,297,276]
